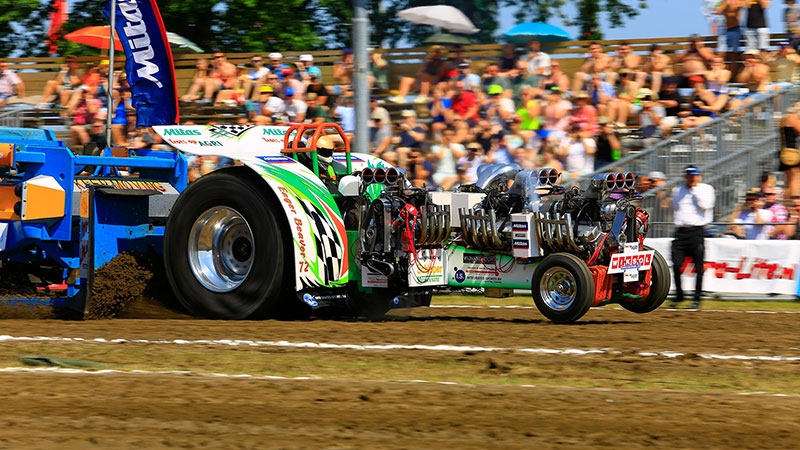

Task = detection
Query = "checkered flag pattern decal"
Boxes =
[208,124,255,139]
[299,199,344,288]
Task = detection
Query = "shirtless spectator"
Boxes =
[498,43,520,73]
[637,44,672,93]
[573,42,612,92]
[540,61,570,93]
[181,59,210,102]
[526,39,551,77]
[717,0,746,63]
[705,56,732,95]
[609,41,642,85]
[38,55,82,109]
[542,86,572,139]
[676,34,715,87]
[203,53,236,105]
[332,47,354,95]
[391,45,449,103]
[0,62,24,105]
[729,49,770,109]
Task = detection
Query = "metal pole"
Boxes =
[352,0,369,156]
[106,0,116,149]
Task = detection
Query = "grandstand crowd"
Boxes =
[1,0,800,240]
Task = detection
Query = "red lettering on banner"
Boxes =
[683,257,796,281]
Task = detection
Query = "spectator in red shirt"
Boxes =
[451,80,479,125]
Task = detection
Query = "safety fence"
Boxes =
[0,108,24,128]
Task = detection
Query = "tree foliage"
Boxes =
[0,0,646,58]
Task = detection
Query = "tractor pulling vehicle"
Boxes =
[0,123,669,323]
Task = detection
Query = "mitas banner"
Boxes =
[644,238,800,295]
[103,0,179,127]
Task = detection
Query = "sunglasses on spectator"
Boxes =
[214,55,224,59]
[252,59,262,63]
[268,76,278,80]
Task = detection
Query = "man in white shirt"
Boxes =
[670,165,715,309]
[526,40,551,77]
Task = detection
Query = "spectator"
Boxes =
[607,69,640,126]
[516,88,542,138]
[396,109,427,166]
[431,127,466,190]
[283,88,307,123]
[535,143,564,172]
[587,73,615,120]
[368,51,389,92]
[670,165,714,309]
[785,195,800,238]
[203,52,236,105]
[332,47,354,94]
[181,59,211,102]
[595,119,621,169]
[779,102,800,198]
[744,0,770,51]
[676,34,715,87]
[457,142,486,184]
[457,61,481,92]
[609,41,642,85]
[498,43,520,73]
[392,45,449,103]
[110,86,132,146]
[637,44,673,94]
[480,64,511,94]
[706,56,732,97]
[657,77,683,136]
[67,87,101,149]
[268,53,290,80]
[369,109,393,160]
[559,123,596,179]
[38,55,82,109]
[429,86,453,136]
[767,41,800,84]
[0,61,24,105]
[278,67,302,95]
[407,147,434,188]
[256,84,284,123]
[305,73,330,108]
[704,0,729,54]
[762,185,791,238]
[729,190,773,239]
[540,61,570,93]
[729,49,770,109]
[542,86,572,139]
[305,93,328,123]
[787,0,800,50]
[507,60,539,102]
[634,90,664,146]
[241,55,269,101]
[333,96,356,135]
[484,84,515,128]
[526,39,551,77]
[485,133,515,165]
[680,76,726,130]
[573,42,612,92]
[369,95,391,127]
[570,90,599,136]
[451,80,480,125]
[296,54,322,83]
[716,1,745,63]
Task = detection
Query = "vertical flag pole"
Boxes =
[106,0,117,149]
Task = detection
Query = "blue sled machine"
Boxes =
[0,127,186,317]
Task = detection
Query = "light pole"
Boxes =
[352,0,369,156]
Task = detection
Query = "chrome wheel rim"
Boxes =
[188,206,254,292]
[539,267,576,311]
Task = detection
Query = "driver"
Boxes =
[316,135,340,193]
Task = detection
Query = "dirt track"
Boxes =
[1,307,799,448]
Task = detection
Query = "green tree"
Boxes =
[504,0,647,40]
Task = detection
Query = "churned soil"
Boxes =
[0,307,799,447]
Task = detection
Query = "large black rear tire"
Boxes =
[164,168,288,319]
[531,253,594,324]
[619,246,671,313]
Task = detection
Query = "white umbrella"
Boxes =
[397,5,479,35]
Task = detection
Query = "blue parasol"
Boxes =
[504,22,572,44]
